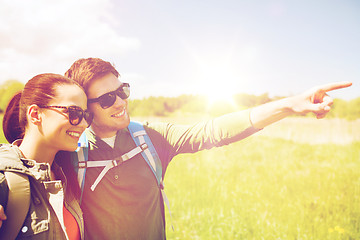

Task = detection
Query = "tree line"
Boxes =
[0,80,25,112]
[128,94,360,120]
[0,80,359,120]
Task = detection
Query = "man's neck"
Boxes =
[101,135,117,148]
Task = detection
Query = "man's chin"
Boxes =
[91,117,130,138]
[113,115,130,130]
[120,117,131,129]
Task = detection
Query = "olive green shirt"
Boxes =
[82,110,259,240]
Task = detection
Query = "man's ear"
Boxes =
[28,105,42,125]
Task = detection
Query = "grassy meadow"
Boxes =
[1,113,359,239]
[159,117,360,240]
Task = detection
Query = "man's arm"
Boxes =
[249,81,353,129]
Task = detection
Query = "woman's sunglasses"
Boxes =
[87,83,130,109]
[39,105,94,127]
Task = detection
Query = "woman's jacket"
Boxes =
[0,144,84,239]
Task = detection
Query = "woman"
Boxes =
[0,73,93,239]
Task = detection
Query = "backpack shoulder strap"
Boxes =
[1,172,30,239]
[73,130,151,193]
[70,132,88,204]
[127,122,174,230]
[127,121,162,185]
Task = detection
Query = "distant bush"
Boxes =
[0,80,24,112]
[329,98,360,120]
[0,114,6,143]
[0,77,358,120]
[233,93,272,108]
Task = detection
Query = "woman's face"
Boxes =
[40,84,88,152]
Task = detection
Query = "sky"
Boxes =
[0,0,359,100]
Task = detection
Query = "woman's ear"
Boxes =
[28,105,42,125]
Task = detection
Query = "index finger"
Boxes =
[318,81,352,93]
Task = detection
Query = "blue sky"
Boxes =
[0,0,358,100]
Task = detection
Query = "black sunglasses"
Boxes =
[39,105,94,127]
[87,83,130,109]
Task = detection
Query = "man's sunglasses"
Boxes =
[39,105,94,127]
[87,83,130,109]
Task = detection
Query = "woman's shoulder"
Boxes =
[0,171,9,207]
[0,144,19,206]
[0,144,26,172]
[0,144,31,207]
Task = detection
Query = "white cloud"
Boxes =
[0,0,140,83]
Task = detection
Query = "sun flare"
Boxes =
[192,54,245,108]
[204,85,237,108]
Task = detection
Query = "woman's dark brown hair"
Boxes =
[3,73,81,143]
[3,73,83,198]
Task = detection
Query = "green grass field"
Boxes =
[164,137,360,239]
[158,117,360,240]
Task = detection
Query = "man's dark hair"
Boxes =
[65,58,120,94]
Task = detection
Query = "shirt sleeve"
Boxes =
[145,109,261,158]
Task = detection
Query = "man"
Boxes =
[0,57,352,239]
[62,58,352,239]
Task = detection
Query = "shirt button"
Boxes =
[21,226,28,233]
[24,160,34,167]
[40,165,48,170]
[114,175,119,180]
[34,197,41,205]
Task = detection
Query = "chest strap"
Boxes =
[76,123,174,230]
[79,143,148,191]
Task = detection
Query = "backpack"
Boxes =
[0,172,31,240]
[72,121,172,226]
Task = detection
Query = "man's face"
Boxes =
[87,73,130,138]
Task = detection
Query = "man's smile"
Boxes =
[111,109,126,118]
